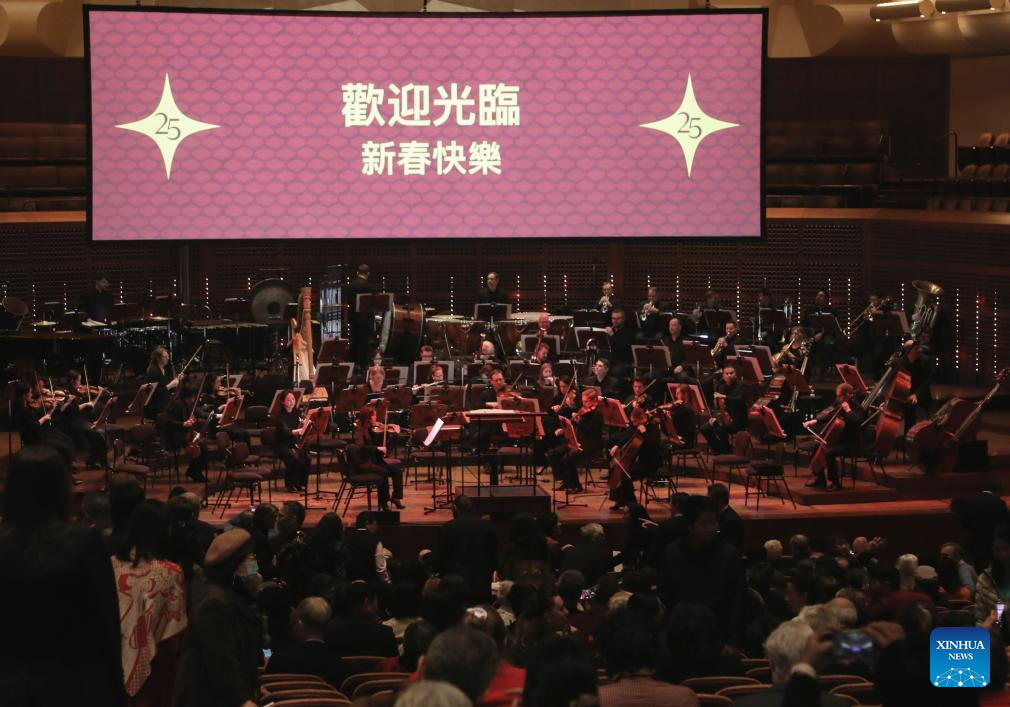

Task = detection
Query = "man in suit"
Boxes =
[266,597,350,689]
[436,495,499,605]
[79,272,114,323]
[588,358,622,399]
[605,308,636,381]
[560,523,614,586]
[708,482,744,551]
[348,263,379,371]
[953,482,1008,571]
[324,581,398,658]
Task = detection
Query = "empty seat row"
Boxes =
[943,163,1010,196]
[0,195,87,212]
[0,135,86,161]
[930,197,1010,213]
[766,162,880,187]
[0,122,85,138]
[0,164,87,190]
[766,194,846,208]
[767,134,887,162]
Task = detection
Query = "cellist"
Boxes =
[158,385,208,482]
[608,407,663,512]
[803,383,867,491]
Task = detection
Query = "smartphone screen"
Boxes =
[997,602,1005,624]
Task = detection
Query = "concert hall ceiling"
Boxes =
[2,0,1010,58]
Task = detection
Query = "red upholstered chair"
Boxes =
[830,681,881,704]
[350,676,410,700]
[339,672,409,698]
[696,696,733,706]
[716,683,772,699]
[682,676,761,693]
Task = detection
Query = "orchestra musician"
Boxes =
[903,335,936,430]
[473,368,513,485]
[700,366,748,454]
[802,289,841,377]
[534,376,577,469]
[691,289,721,335]
[609,406,663,512]
[10,378,76,469]
[348,408,406,510]
[79,272,113,323]
[624,378,656,412]
[588,358,622,399]
[638,286,665,340]
[804,383,867,490]
[366,365,386,397]
[478,271,506,305]
[605,308,635,380]
[547,387,604,494]
[660,317,689,381]
[60,370,108,469]
[596,281,619,316]
[145,347,182,421]
[476,339,499,364]
[667,383,698,449]
[273,391,311,492]
[158,385,208,482]
[712,321,739,369]
[348,264,380,372]
[537,362,557,389]
[851,292,895,375]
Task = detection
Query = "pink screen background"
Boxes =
[88,10,763,240]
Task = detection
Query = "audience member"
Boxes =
[395,681,472,707]
[436,495,499,605]
[521,635,598,707]
[0,447,126,707]
[422,627,500,705]
[347,511,392,583]
[561,523,613,586]
[325,581,398,657]
[940,541,978,593]
[463,604,526,707]
[500,513,553,588]
[708,483,743,550]
[264,596,349,690]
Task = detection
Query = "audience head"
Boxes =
[452,494,475,518]
[422,581,466,632]
[579,523,604,545]
[597,607,661,676]
[108,472,145,534]
[521,635,598,707]
[537,512,561,539]
[935,556,963,593]
[683,495,720,547]
[764,538,783,562]
[356,511,379,532]
[463,604,507,651]
[347,580,380,616]
[293,596,331,640]
[785,573,815,615]
[790,534,811,559]
[2,446,72,530]
[80,492,111,532]
[895,553,919,588]
[764,620,814,684]
[556,570,586,611]
[394,681,471,707]
[796,604,838,631]
[401,619,438,673]
[423,627,499,705]
[203,528,255,583]
[707,483,730,510]
[117,499,170,565]
[252,503,278,535]
[827,596,858,627]
[278,500,305,537]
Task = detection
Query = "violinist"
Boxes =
[145,346,182,420]
[609,407,663,512]
[666,383,698,449]
[158,385,208,482]
[274,391,311,492]
[624,378,655,412]
[348,408,406,510]
[700,367,748,454]
[60,370,108,469]
[536,376,577,469]
[804,383,867,491]
[10,378,76,467]
[547,387,604,494]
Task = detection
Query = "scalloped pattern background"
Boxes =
[89,10,762,240]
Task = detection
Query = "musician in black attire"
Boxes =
[547,388,604,493]
[851,293,894,374]
[637,286,665,340]
[904,338,936,431]
[79,273,114,323]
[605,308,636,381]
[659,317,690,383]
[802,289,841,376]
[624,378,657,412]
[158,385,208,482]
[473,369,512,485]
[804,383,867,490]
[144,346,181,421]
[667,384,699,450]
[535,378,577,468]
[700,367,749,454]
[478,271,506,305]
[692,289,722,336]
[712,321,739,369]
[588,358,622,399]
[756,288,785,349]
[609,407,664,511]
[10,380,75,467]
[274,391,310,492]
[348,409,405,510]
[596,281,620,317]
[348,264,379,371]
[59,371,107,469]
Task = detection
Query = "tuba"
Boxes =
[909,280,943,341]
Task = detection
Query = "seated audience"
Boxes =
[325,581,398,657]
[265,596,349,690]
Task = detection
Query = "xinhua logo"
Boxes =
[930,627,990,687]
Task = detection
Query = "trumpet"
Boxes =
[851,296,892,330]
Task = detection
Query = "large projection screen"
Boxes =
[86,8,765,241]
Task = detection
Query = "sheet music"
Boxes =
[423,417,445,447]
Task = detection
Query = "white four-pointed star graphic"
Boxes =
[640,74,738,178]
[115,74,219,180]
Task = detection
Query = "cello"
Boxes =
[805,403,847,478]
[908,368,1009,474]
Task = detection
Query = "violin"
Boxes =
[571,402,598,423]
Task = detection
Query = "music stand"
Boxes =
[268,388,304,418]
[704,309,736,331]
[465,362,492,381]
[554,361,576,380]
[315,363,353,400]
[217,394,244,428]
[808,313,844,339]
[597,397,630,428]
[666,383,707,415]
[383,385,414,410]
[728,355,763,385]
[632,345,672,377]
[683,341,716,376]
[422,415,463,514]
[783,368,812,396]
[759,308,789,333]
[300,405,333,508]
[751,345,775,375]
[521,334,561,357]
[749,404,786,439]
[126,383,157,418]
[502,397,546,442]
[575,327,610,351]
[835,363,868,395]
[90,395,118,430]
[673,312,697,336]
[474,303,512,322]
[317,338,349,364]
[435,384,466,411]
[332,385,368,420]
[413,361,453,385]
[873,311,909,338]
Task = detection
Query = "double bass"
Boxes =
[908,368,1009,474]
